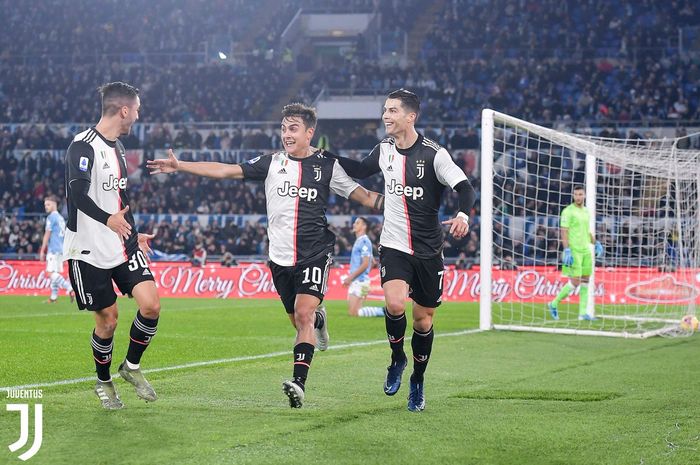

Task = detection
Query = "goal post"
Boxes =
[480,109,700,338]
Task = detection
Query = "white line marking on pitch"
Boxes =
[0,329,482,391]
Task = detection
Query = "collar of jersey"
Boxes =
[286,150,319,162]
[395,133,424,156]
[91,127,118,148]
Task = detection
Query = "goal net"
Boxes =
[479,109,700,338]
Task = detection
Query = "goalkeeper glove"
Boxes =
[595,241,604,257]
[562,248,574,266]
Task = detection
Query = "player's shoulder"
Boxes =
[245,152,276,165]
[66,138,95,157]
[561,204,581,216]
[72,127,102,145]
[421,136,444,154]
[311,150,338,166]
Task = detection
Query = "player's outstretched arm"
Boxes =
[348,186,384,212]
[321,148,380,179]
[147,149,244,179]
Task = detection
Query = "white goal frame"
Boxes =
[479,109,700,338]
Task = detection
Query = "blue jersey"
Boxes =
[349,234,373,281]
[46,211,66,254]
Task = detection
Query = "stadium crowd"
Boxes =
[1,0,697,125]
[1,0,698,265]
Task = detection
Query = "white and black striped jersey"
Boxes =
[367,134,468,258]
[63,127,137,268]
[240,151,359,267]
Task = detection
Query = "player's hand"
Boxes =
[562,248,574,266]
[39,251,46,262]
[595,241,604,258]
[147,149,180,174]
[138,233,155,257]
[442,213,469,239]
[342,277,351,287]
[107,205,132,240]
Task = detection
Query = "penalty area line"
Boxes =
[0,328,483,392]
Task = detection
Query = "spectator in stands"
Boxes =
[191,242,206,267]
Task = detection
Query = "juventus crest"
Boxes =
[313,165,322,181]
[416,160,425,179]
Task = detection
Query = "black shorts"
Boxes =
[379,246,445,308]
[68,249,155,311]
[269,252,333,314]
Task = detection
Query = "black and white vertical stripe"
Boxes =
[72,260,86,305]
[321,252,333,295]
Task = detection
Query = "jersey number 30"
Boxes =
[127,251,149,271]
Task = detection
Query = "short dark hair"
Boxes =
[573,184,585,192]
[387,88,420,117]
[44,195,59,204]
[281,103,317,129]
[98,82,139,116]
[356,216,368,229]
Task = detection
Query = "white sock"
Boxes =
[358,307,384,317]
[126,360,140,370]
[50,272,60,299]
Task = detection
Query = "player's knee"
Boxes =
[97,317,118,336]
[385,299,405,316]
[413,315,433,332]
[140,300,161,319]
[294,309,314,328]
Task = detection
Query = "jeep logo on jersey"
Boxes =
[102,174,127,191]
[313,165,322,181]
[277,181,318,201]
[416,160,425,179]
[387,179,424,200]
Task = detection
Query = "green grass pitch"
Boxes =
[1,296,699,464]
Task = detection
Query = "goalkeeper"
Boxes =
[548,185,603,321]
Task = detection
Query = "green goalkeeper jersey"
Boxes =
[560,204,591,252]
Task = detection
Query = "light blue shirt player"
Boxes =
[46,211,66,254]
[350,234,372,282]
[344,217,383,317]
[41,197,72,302]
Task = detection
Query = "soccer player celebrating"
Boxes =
[64,82,160,410]
[325,89,476,412]
[342,217,384,317]
[548,185,604,321]
[39,195,74,303]
[147,103,383,408]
